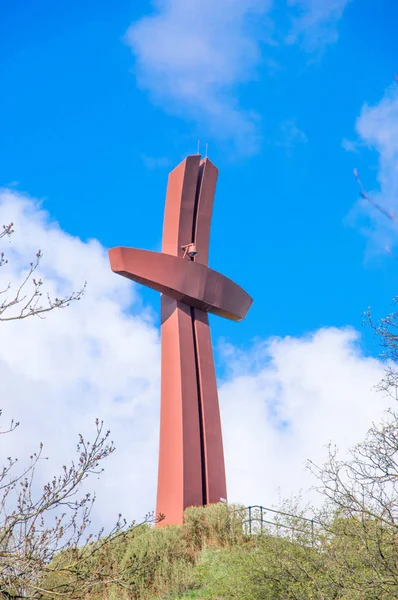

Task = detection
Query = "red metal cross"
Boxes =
[109,155,252,526]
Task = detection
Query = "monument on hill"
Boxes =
[109,154,253,526]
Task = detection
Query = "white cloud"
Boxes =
[0,189,161,529]
[287,0,351,50]
[341,137,360,153]
[220,327,389,509]
[0,190,390,531]
[126,1,350,152]
[351,82,398,252]
[126,0,272,152]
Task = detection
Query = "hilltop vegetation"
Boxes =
[38,491,398,599]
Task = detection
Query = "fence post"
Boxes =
[260,506,263,534]
[248,506,252,535]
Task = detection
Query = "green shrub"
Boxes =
[41,503,398,599]
[184,503,245,550]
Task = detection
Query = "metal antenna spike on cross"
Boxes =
[109,155,253,526]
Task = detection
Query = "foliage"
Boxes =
[0,415,149,599]
[53,503,246,600]
[183,503,245,549]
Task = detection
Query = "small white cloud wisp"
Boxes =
[287,0,352,51]
[126,0,270,153]
[0,189,390,530]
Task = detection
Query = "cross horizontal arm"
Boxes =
[109,247,252,322]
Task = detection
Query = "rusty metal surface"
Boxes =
[109,247,252,322]
[109,154,252,526]
[157,296,204,523]
[161,155,201,258]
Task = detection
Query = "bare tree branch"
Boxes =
[0,417,160,599]
[0,223,85,322]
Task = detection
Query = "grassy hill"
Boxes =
[40,501,398,599]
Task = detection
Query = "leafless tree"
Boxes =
[305,303,398,596]
[0,222,85,322]
[0,222,158,598]
[0,415,158,599]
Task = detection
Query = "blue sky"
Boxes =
[2,0,397,354]
[1,0,398,521]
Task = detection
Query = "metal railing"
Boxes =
[231,504,321,544]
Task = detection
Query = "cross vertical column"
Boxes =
[156,155,227,525]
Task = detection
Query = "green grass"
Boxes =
[42,504,398,599]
